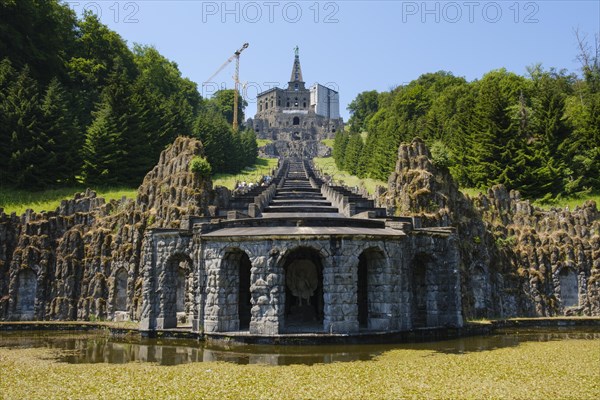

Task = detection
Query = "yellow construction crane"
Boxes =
[205,42,249,131]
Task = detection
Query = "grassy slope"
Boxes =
[313,157,386,195]
[0,157,279,214]
[460,188,600,210]
[0,340,598,399]
[211,157,279,190]
[256,139,272,147]
[321,139,335,148]
[0,186,138,215]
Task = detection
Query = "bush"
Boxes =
[430,140,452,170]
[189,156,212,178]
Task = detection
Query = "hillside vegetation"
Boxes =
[337,36,599,202]
[0,0,257,190]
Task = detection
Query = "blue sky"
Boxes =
[65,1,600,120]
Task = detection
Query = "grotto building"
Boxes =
[139,158,463,335]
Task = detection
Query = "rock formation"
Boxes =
[0,137,214,321]
[385,138,600,318]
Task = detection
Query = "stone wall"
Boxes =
[143,232,462,335]
[384,138,600,318]
[0,137,215,322]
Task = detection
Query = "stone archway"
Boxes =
[215,248,253,332]
[411,254,432,328]
[471,265,489,318]
[559,268,579,308]
[15,268,37,320]
[356,248,386,330]
[114,268,128,312]
[282,247,324,332]
[159,254,193,329]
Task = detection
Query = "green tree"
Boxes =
[193,110,231,173]
[0,58,17,184]
[81,103,124,186]
[343,133,364,175]
[240,128,258,166]
[39,77,80,184]
[207,89,247,128]
[347,90,379,133]
[466,69,528,189]
[66,12,137,128]
[561,32,600,193]
[332,130,349,170]
[3,66,51,188]
[0,0,78,83]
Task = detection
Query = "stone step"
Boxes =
[278,188,321,194]
[263,205,340,213]
[271,199,332,207]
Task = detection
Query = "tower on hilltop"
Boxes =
[249,47,344,159]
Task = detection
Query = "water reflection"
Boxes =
[0,328,598,366]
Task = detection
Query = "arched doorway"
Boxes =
[411,254,431,328]
[114,268,128,312]
[559,268,579,308]
[356,248,386,330]
[282,247,324,332]
[293,116,300,125]
[161,254,193,328]
[471,265,488,318]
[220,249,252,331]
[16,268,37,320]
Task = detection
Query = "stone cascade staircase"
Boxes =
[262,159,341,217]
[221,160,288,216]
[305,160,386,218]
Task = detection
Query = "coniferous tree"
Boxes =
[332,130,349,170]
[4,66,50,188]
[240,128,259,167]
[81,102,124,186]
[343,133,364,175]
[193,111,230,173]
[0,58,17,185]
[39,77,79,184]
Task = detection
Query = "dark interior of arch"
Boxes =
[237,251,252,331]
[114,268,128,312]
[283,247,324,332]
[164,254,193,328]
[412,254,432,328]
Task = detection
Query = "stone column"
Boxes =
[192,238,203,332]
[367,245,395,331]
[203,247,223,332]
[438,235,463,327]
[392,243,412,331]
[139,233,157,330]
[249,247,282,335]
[323,242,359,334]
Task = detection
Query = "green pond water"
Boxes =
[0,328,598,366]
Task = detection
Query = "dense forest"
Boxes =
[0,0,257,189]
[336,36,600,201]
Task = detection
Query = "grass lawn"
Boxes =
[212,157,279,189]
[0,339,597,399]
[321,139,335,148]
[256,139,273,147]
[532,192,600,210]
[313,157,387,195]
[460,187,600,210]
[0,158,279,215]
[0,186,138,216]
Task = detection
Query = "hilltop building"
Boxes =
[249,47,344,158]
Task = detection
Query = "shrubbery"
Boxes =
[189,156,212,178]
